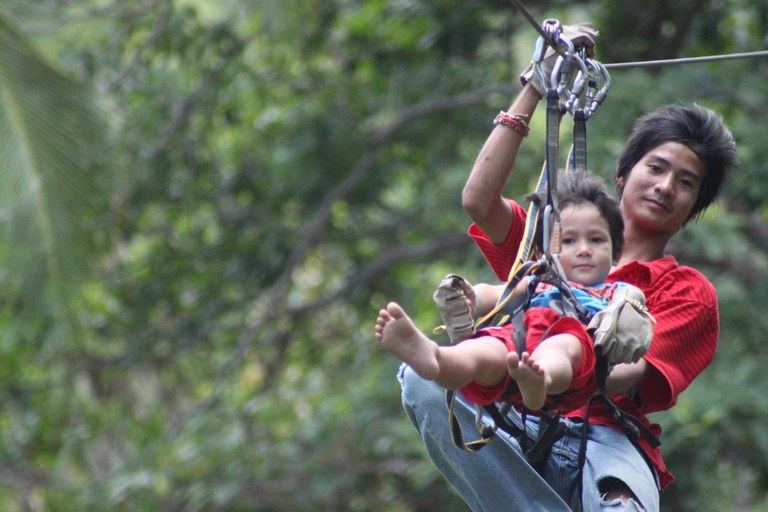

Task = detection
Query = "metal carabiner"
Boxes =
[531,36,549,94]
[564,53,589,114]
[542,204,561,256]
[531,19,563,94]
[581,60,611,118]
[542,19,562,47]
[475,404,497,435]
[588,61,611,118]
[549,35,575,95]
[542,204,570,283]
[578,58,600,117]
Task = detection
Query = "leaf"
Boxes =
[0,14,108,323]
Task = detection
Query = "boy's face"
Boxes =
[617,141,704,234]
[558,203,613,286]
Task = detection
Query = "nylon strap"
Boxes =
[572,109,587,170]
[446,389,496,452]
[545,89,562,212]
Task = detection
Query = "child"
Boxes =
[375,170,649,411]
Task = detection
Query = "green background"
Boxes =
[0,1,766,510]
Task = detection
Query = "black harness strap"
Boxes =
[544,89,562,213]
[572,109,587,170]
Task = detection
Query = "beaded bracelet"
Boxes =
[493,111,531,137]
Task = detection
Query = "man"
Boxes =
[399,75,738,511]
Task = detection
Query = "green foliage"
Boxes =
[0,13,108,326]
[0,0,765,510]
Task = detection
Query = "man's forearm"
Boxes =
[462,84,541,244]
[605,359,648,396]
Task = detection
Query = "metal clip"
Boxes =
[542,204,561,256]
[549,35,575,95]
[564,53,589,114]
[584,61,611,118]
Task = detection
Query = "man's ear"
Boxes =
[615,174,625,190]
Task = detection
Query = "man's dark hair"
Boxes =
[615,104,738,223]
[526,169,624,261]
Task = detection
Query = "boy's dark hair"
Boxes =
[616,104,738,223]
[525,169,624,261]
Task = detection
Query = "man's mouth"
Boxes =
[645,197,671,211]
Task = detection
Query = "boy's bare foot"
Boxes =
[375,302,439,381]
[507,351,547,411]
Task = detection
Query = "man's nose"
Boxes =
[654,173,675,197]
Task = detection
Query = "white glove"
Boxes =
[520,22,599,97]
[587,284,655,364]
[432,274,477,343]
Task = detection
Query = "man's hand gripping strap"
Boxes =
[587,284,656,364]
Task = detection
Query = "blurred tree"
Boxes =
[0,14,108,324]
[0,0,766,511]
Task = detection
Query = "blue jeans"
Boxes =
[399,364,659,512]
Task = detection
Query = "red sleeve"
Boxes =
[468,199,527,282]
[636,267,719,412]
[460,378,508,406]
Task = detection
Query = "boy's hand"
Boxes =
[588,285,655,364]
[433,274,477,343]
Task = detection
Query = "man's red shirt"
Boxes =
[468,200,719,488]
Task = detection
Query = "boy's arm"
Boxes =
[433,277,528,343]
[473,280,529,317]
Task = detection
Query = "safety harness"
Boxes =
[444,19,660,498]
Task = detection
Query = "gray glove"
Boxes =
[432,274,477,344]
[520,22,599,97]
[587,284,655,364]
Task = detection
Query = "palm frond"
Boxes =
[0,14,107,321]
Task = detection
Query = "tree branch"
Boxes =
[99,0,173,93]
[272,85,515,301]
[167,85,514,432]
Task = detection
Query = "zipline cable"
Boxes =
[508,0,768,69]
[604,51,768,70]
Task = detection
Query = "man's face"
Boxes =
[618,141,704,235]
[558,203,613,287]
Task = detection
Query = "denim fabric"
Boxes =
[399,364,659,512]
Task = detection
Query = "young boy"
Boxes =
[376,170,648,412]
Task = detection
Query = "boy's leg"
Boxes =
[376,302,508,389]
[399,365,574,512]
[376,302,441,380]
[507,333,583,410]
